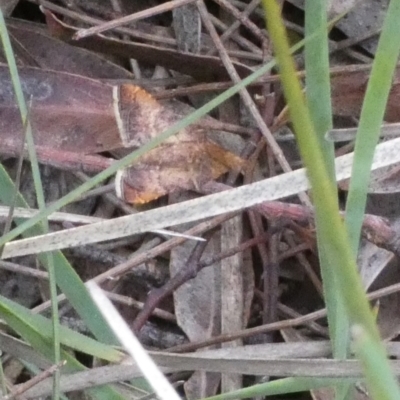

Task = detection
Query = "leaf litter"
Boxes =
[0,1,400,400]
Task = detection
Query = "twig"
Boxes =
[1,361,66,400]
[74,0,196,39]
[132,232,269,332]
[197,0,310,206]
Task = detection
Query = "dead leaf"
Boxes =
[331,65,400,122]
[5,18,134,79]
[172,3,201,54]
[169,191,221,399]
[0,65,124,154]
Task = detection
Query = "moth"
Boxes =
[0,65,244,204]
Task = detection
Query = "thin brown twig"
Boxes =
[132,230,214,332]
[1,361,66,400]
[168,308,328,352]
[132,232,269,332]
[0,142,113,174]
[211,0,266,42]
[207,0,261,56]
[168,279,400,353]
[73,0,196,39]
[197,0,310,206]
[32,213,238,314]
[0,260,48,280]
[277,302,328,336]
[283,231,323,296]
[208,14,261,55]
[28,0,177,46]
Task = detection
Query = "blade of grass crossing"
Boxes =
[0,11,61,398]
[352,325,400,400]
[304,0,348,352]
[204,377,356,400]
[342,0,400,396]
[261,0,400,398]
[304,2,351,399]
[345,0,400,253]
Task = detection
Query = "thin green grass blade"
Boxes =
[204,377,356,400]
[345,0,400,254]
[353,325,400,400]
[261,0,400,398]
[0,12,62,397]
[0,303,85,365]
[0,294,125,362]
[341,1,400,396]
[304,0,348,355]
[304,2,351,399]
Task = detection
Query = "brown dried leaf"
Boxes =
[0,65,123,154]
[5,18,134,79]
[169,192,221,399]
[331,66,400,122]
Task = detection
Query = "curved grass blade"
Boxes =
[344,0,400,253]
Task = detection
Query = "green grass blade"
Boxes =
[204,377,355,400]
[353,325,400,400]
[305,1,334,169]
[304,2,351,399]
[261,0,400,398]
[0,11,62,396]
[305,0,349,356]
[345,0,400,254]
